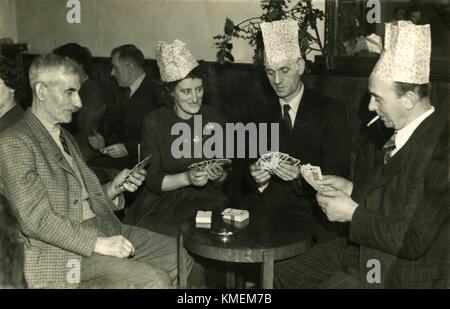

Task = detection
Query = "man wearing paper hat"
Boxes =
[274,21,448,288]
[247,19,352,241]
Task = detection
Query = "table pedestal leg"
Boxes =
[261,251,274,289]
[177,233,188,289]
[236,273,245,289]
[226,267,235,289]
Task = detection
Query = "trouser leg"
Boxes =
[274,238,360,289]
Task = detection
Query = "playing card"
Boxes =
[258,151,280,173]
[122,155,152,185]
[188,158,232,172]
[309,166,323,181]
[196,210,212,223]
[300,164,322,191]
[221,208,249,222]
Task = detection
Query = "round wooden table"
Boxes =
[177,208,313,289]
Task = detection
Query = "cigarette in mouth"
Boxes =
[366,115,380,127]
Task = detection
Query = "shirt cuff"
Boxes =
[258,183,269,193]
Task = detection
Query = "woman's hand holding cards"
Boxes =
[206,164,226,183]
[188,169,209,187]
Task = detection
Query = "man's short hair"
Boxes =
[28,54,81,91]
[394,7,405,15]
[53,42,93,75]
[111,44,145,69]
[406,5,421,19]
[394,82,431,99]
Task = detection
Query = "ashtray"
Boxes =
[211,228,234,243]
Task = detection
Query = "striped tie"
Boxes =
[383,131,397,164]
[60,131,71,155]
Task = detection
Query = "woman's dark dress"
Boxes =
[123,104,229,236]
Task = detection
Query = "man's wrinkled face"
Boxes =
[42,71,82,124]
[111,53,132,87]
[264,58,304,102]
[368,76,407,129]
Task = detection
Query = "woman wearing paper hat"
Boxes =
[123,39,229,236]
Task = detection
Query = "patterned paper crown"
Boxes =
[260,19,301,66]
[371,21,431,84]
[155,39,199,82]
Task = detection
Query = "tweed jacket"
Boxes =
[0,110,123,288]
[350,113,449,288]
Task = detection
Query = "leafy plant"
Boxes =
[213,0,325,66]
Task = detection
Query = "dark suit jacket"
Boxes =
[63,78,106,162]
[350,112,449,288]
[101,74,162,168]
[244,86,352,239]
[0,110,124,288]
[0,104,23,133]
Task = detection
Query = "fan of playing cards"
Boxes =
[256,151,301,174]
[188,158,232,172]
[300,163,326,191]
[120,154,152,187]
[256,152,331,192]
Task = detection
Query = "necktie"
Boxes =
[282,104,292,133]
[60,131,70,155]
[383,131,397,164]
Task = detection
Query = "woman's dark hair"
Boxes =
[53,43,93,75]
[0,56,25,104]
[160,62,208,105]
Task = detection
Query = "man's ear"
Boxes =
[296,58,305,76]
[125,61,134,74]
[401,91,420,111]
[35,82,47,101]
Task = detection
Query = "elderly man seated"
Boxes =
[0,54,192,288]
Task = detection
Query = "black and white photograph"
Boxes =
[0,0,448,293]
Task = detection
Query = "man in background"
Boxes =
[89,44,161,170]
[0,56,24,132]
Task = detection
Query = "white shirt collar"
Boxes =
[129,73,146,98]
[279,83,304,125]
[30,109,69,156]
[391,106,435,156]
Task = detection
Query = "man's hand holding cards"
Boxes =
[256,151,301,174]
[256,151,301,181]
[300,164,334,192]
[119,155,152,190]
